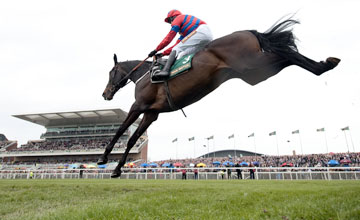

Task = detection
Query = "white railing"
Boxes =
[0,167,359,180]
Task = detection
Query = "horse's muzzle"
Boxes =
[102,92,113,101]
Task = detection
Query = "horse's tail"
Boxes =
[249,17,299,57]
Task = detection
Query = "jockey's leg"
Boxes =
[177,25,213,58]
[152,50,177,80]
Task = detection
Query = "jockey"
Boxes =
[149,9,213,80]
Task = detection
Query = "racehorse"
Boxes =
[99,18,340,177]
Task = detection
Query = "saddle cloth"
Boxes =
[151,53,195,84]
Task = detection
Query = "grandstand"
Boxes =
[0,133,17,152]
[0,109,147,164]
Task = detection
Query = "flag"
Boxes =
[269,131,276,136]
[292,130,299,134]
[341,126,349,131]
[228,134,234,139]
[316,128,325,132]
[248,133,254,138]
[188,137,195,141]
[172,138,178,143]
[207,135,214,140]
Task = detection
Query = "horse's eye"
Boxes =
[110,70,115,78]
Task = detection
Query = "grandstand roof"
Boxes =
[0,134,7,141]
[13,108,138,127]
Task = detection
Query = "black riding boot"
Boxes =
[153,50,176,81]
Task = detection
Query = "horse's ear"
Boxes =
[113,54,118,65]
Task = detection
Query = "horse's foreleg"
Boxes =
[97,105,141,165]
[288,52,340,76]
[111,111,159,178]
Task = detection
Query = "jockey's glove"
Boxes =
[148,50,157,57]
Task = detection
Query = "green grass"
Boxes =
[0,179,359,220]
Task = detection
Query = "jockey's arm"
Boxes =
[162,39,181,55]
[155,25,180,52]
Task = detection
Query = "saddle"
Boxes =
[150,53,195,84]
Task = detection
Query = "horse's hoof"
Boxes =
[97,156,108,165]
[111,170,122,178]
[326,57,341,68]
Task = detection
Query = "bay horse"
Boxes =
[99,18,340,177]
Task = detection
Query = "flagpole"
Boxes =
[342,130,350,153]
[317,128,328,154]
[324,130,328,154]
[207,138,209,158]
[172,138,178,159]
[348,129,355,152]
[293,130,303,155]
[213,136,215,158]
[234,135,236,158]
[229,134,236,158]
[176,140,178,159]
[248,133,255,157]
[194,139,196,158]
[298,133,304,155]
[276,135,279,156]
[206,135,215,158]
[254,135,257,158]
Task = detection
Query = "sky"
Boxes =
[1,0,359,161]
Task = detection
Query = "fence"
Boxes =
[1,167,359,180]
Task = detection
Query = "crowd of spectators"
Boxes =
[9,138,112,152]
[42,127,127,138]
[7,136,146,153]
[152,152,360,168]
[1,152,359,173]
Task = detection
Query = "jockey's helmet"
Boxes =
[165,9,182,23]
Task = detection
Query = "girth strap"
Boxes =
[163,81,187,118]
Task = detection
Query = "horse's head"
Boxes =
[102,54,129,100]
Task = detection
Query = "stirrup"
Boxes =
[152,71,169,80]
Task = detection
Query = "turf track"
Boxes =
[0,179,359,220]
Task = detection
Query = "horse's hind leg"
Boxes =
[97,104,141,165]
[288,52,340,76]
[111,111,159,178]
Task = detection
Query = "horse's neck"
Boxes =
[123,60,151,83]
[122,60,140,72]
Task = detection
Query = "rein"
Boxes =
[115,56,149,89]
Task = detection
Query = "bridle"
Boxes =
[111,56,150,92]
